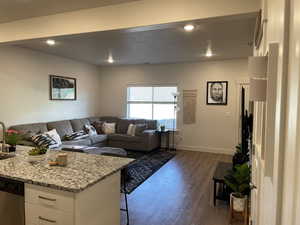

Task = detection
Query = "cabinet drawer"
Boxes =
[26,203,74,225]
[25,184,74,213]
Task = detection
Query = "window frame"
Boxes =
[126,85,178,128]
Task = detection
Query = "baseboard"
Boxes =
[176,145,234,155]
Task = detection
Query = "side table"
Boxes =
[212,162,232,206]
[157,130,170,151]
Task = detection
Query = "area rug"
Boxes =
[123,150,176,194]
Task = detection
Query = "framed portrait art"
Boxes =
[206,81,228,105]
[50,75,77,100]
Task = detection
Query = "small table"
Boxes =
[212,162,232,206]
[156,130,170,151]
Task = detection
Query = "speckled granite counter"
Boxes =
[0,146,133,193]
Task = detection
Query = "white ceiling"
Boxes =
[14,14,256,66]
[0,0,139,23]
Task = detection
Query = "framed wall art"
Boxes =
[206,81,228,105]
[50,75,77,100]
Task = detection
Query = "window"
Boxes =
[127,86,178,129]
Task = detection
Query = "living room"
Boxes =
[2,0,298,225]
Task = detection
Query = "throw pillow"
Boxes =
[64,131,89,141]
[92,121,104,134]
[103,122,116,134]
[46,129,62,146]
[32,133,58,149]
[84,124,97,136]
[127,124,136,136]
[135,124,148,136]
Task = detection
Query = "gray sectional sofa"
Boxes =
[10,116,160,152]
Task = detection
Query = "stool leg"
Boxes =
[124,191,129,225]
[213,180,217,206]
[122,169,130,225]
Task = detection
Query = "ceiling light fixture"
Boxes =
[46,39,56,46]
[206,48,213,57]
[108,56,114,64]
[184,24,195,32]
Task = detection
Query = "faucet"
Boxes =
[0,122,6,152]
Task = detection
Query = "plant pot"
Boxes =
[230,193,247,212]
[27,154,46,163]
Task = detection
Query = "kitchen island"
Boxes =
[0,146,133,225]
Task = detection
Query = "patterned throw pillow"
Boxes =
[32,133,58,149]
[47,129,62,145]
[84,124,97,136]
[103,122,116,134]
[91,121,104,134]
[64,131,89,141]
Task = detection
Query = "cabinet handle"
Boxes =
[39,216,57,223]
[38,195,57,202]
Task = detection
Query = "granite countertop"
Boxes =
[0,146,134,193]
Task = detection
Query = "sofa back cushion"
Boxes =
[99,116,120,123]
[117,119,135,134]
[87,117,101,124]
[70,118,90,132]
[47,120,73,138]
[10,123,48,141]
[145,120,157,130]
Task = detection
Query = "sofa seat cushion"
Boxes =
[47,120,73,138]
[108,134,143,143]
[70,119,90,132]
[89,135,108,145]
[10,123,48,141]
[62,138,92,146]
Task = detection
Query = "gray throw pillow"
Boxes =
[135,124,147,136]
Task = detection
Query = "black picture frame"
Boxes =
[50,75,77,100]
[206,81,228,105]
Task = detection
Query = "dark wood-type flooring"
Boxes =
[121,150,237,225]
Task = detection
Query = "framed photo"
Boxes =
[50,75,77,100]
[206,81,228,105]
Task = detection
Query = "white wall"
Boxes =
[250,0,290,225]
[98,59,248,154]
[0,46,101,127]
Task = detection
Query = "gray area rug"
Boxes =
[123,150,176,194]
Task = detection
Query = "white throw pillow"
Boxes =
[127,124,136,136]
[46,129,62,146]
[103,122,116,134]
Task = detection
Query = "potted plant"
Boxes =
[232,144,249,168]
[27,146,48,162]
[225,163,251,212]
[5,129,23,152]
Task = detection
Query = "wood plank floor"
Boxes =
[121,150,234,225]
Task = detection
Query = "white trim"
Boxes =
[177,145,234,155]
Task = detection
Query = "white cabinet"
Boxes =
[25,172,120,225]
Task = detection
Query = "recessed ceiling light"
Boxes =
[184,24,195,32]
[108,56,114,64]
[206,49,213,57]
[46,39,56,46]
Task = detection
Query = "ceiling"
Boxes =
[14,14,256,66]
[0,0,139,24]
